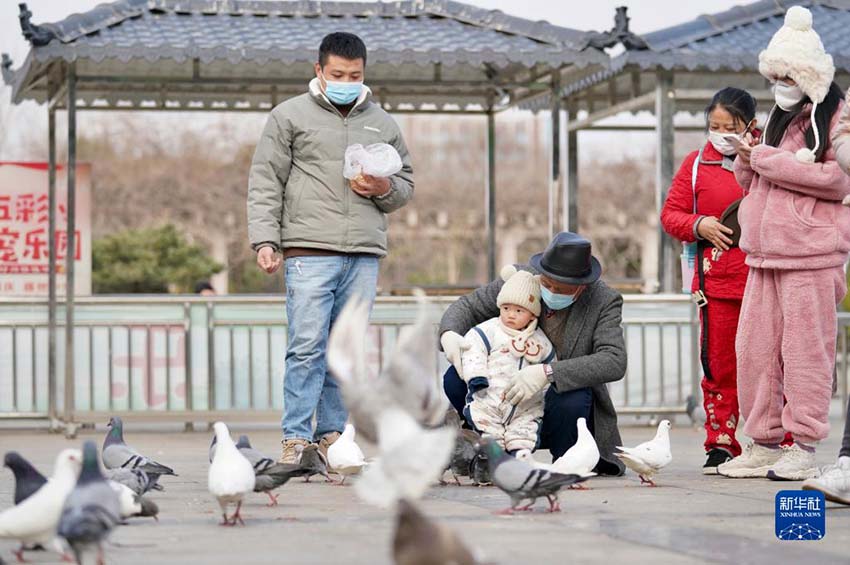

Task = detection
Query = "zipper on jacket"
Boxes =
[344,116,350,251]
[312,86,369,253]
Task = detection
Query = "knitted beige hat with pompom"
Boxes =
[496,265,541,317]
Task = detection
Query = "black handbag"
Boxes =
[718,198,742,248]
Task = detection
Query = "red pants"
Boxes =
[700,297,743,456]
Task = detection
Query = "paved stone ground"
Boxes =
[1,422,849,564]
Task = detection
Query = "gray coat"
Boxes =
[439,266,627,475]
[247,79,414,256]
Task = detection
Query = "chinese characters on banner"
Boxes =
[0,162,91,296]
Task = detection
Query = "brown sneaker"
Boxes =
[318,431,341,466]
[279,438,311,464]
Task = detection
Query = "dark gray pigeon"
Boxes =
[104,467,161,496]
[58,441,121,565]
[138,496,159,519]
[102,416,176,477]
[237,435,312,505]
[4,452,47,505]
[209,434,311,505]
[298,444,333,483]
[441,413,483,486]
[393,499,483,565]
[470,450,491,486]
[484,439,583,514]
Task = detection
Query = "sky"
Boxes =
[0,0,756,159]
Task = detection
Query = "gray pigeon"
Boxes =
[442,411,491,486]
[58,441,122,565]
[442,411,484,486]
[470,449,491,487]
[102,416,176,477]
[4,452,47,505]
[209,434,311,505]
[298,444,333,483]
[440,414,486,486]
[393,499,482,565]
[484,439,583,514]
[239,436,313,503]
[104,467,161,496]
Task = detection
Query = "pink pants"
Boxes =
[736,266,846,445]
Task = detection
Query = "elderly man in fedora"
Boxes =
[440,232,627,475]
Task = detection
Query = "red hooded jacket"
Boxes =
[661,141,748,299]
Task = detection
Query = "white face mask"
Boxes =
[708,131,741,156]
[774,81,805,111]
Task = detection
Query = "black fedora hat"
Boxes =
[529,232,602,285]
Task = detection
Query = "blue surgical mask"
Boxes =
[321,73,363,105]
[541,286,577,310]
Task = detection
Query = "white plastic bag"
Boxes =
[343,143,403,179]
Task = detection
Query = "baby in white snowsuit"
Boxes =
[461,265,555,452]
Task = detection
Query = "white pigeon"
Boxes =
[551,418,599,487]
[326,291,448,443]
[615,420,673,486]
[354,408,454,509]
[514,449,549,470]
[110,481,142,520]
[0,449,81,562]
[108,481,158,521]
[327,424,367,484]
[208,422,256,526]
[514,418,599,490]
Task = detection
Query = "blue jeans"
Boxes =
[443,366,593,460]
[282,255,379,441]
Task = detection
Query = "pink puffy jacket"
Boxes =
[734,101,850,270]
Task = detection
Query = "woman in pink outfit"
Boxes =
[718,6,850,481]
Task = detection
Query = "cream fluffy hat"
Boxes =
[759,6,835,163]
[497,265,541,317]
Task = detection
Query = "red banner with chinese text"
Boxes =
[0,162,91,296]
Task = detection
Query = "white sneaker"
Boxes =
[717,442,784,478]
[802,456,850,504]
[766,443,818,481]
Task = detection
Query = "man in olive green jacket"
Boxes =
[247,32,414,464]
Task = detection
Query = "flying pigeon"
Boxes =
[58,441,122,565]
[4,451,48,505]
[208,422,255,526]
[354,408,454,508]
[484,439,583,514]
[326,291,448,443]
[104,467,161,496]
[327,424,368,484]
[393,499,483,565]
[0,449,81,563]
[210,434,311,505]
[109,481,159,522]
[615,420,673,487]
[516,418,599,489]
[102,416,176,477]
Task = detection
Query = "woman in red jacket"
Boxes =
[661,87,756,474]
